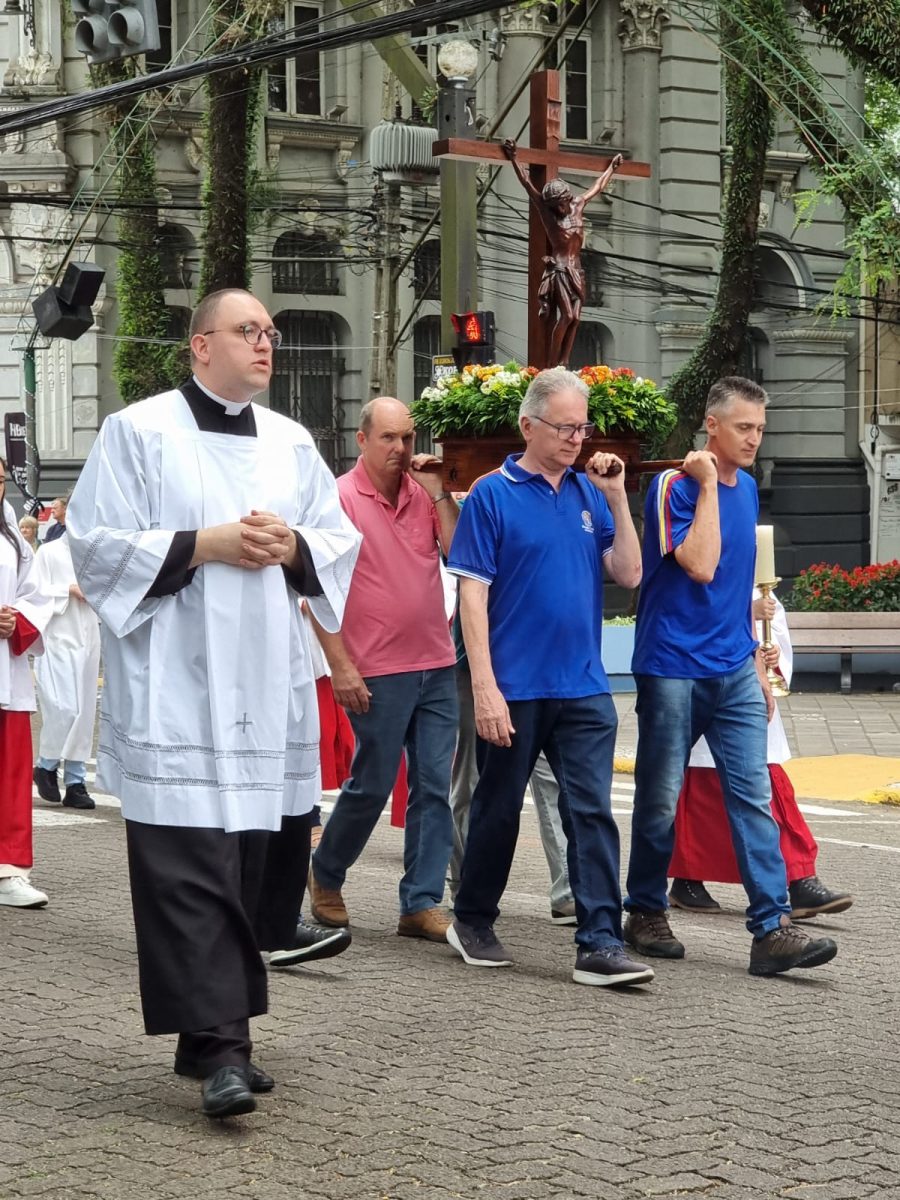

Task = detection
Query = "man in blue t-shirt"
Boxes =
[625,376,838,977]
[446,366,654,989]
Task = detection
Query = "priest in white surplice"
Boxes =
[67,289,361,1120]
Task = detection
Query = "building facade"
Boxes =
[0,0,870,580]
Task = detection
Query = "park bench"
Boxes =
[786,612,900,693]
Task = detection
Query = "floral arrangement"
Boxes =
[410,362,677,448]
[786,560,900,612]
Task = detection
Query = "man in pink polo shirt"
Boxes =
[309,396,458,941]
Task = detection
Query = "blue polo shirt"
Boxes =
[447,454,616,701]
[632,468,759,678]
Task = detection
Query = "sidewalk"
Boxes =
[4,693,899,1200]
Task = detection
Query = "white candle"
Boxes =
[755,524,776,584]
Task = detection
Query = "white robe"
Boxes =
[33,534,102,762]
[67,390,361,832]
[689,592,793,769]
[0,501,50,712]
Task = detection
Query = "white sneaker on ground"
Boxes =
[0,876,49,908]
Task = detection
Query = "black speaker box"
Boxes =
[32,287,94,340]
[58,260,105,307]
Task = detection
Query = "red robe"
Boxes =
[669,763,817,885]
[1,613,41,868]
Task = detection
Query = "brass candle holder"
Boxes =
[757,578,790,698]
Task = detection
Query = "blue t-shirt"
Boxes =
[447,454,616,701]
[631,468,758,678]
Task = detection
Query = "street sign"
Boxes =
[431,354,457,384]
[4,412,29,497]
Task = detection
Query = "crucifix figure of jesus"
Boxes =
[502,138,623,367]
[432,70,650,369]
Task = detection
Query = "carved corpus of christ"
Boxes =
[502,139,623,368]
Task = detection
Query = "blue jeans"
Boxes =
[313,667,456,915]
[625,658,790,937]
[454,693,623,952]
[38,757,86,786]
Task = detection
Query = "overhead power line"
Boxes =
[0,0,504,136]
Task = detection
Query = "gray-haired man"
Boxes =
[446,366,652,988]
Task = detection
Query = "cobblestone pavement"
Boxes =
[4,693,900,1200]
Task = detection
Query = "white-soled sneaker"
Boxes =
[0,876,49,908]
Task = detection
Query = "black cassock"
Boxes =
[125,379,318,1074]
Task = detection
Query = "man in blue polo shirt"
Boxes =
[624,375,838,977]
[445,365,653,988]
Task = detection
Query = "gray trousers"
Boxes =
[449,663,573,909]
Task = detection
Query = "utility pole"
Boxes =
[368,175,401,397]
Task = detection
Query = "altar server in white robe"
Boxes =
[32,501,102,810]
[0,478,53,908]
[67,289,361,1120]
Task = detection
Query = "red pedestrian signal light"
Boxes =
[450,310,495,368]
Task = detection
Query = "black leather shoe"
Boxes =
[201,1066,257,1118]
[669,878,722,913]
[789,875,854,920]
[33,766,61,804]
[62,783,95,810]
[175,1058,274,1093]
[269,918,352,967]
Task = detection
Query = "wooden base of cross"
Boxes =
[433,70,651,370]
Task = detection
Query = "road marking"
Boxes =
[33,810,106,828]
[818,836,900,854]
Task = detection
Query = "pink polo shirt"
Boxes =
[338,457,455,678]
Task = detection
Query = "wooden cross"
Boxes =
[433,70,651,369]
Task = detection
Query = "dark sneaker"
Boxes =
[789,876,854,920]
[624,909,686,959]
[573,946,655,987]
[33,765,61,804]
[748,922,838,976]
[268,918,352,967]
[669,878,722,913]
[550,899,578,926]
[447,919,513,967]
[62,783,95,810]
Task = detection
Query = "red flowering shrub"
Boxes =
[786,561,900,612]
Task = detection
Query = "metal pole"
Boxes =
[23,336,40,506]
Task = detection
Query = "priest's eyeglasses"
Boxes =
[202,322,283,350]
[532,416,596,440]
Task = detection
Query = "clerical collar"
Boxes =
[191,375,253,415]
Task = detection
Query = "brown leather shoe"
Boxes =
[308,871,349,927]
[397,907,452,942]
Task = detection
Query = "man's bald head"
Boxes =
[359,396,411,436]
[356,397,416,484]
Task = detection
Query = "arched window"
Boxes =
[271,310,343,472]
[582,250,605,307]
[273,230,342,295]
[569,320,611,369]
[413,240,441,300]
[753,246,801,313]
[158,224,195,289]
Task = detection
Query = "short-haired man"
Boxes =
[68,288,360,1117]
[624,376,838,977]
[446,366,654,988]
[309,397,459,942]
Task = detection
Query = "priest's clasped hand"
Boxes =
[0,605,16,638]
[239,510,297,570]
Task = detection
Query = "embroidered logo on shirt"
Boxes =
[581,509,594,534]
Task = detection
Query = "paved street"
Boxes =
[4,691,900,1200]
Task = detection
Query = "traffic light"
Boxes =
[450,310,495,369]
[73,0,160,64]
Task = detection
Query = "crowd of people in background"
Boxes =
[0,288,854,1122]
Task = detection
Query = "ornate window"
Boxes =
[582,250,605,307]
[145,0,172,73]
[569,320,610,369]
[268,4,322,116]
[547,2,591,141]
[157,224,195,289]
[272,230,342,295]
[271,311,343,472]
[413,240,441,300]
